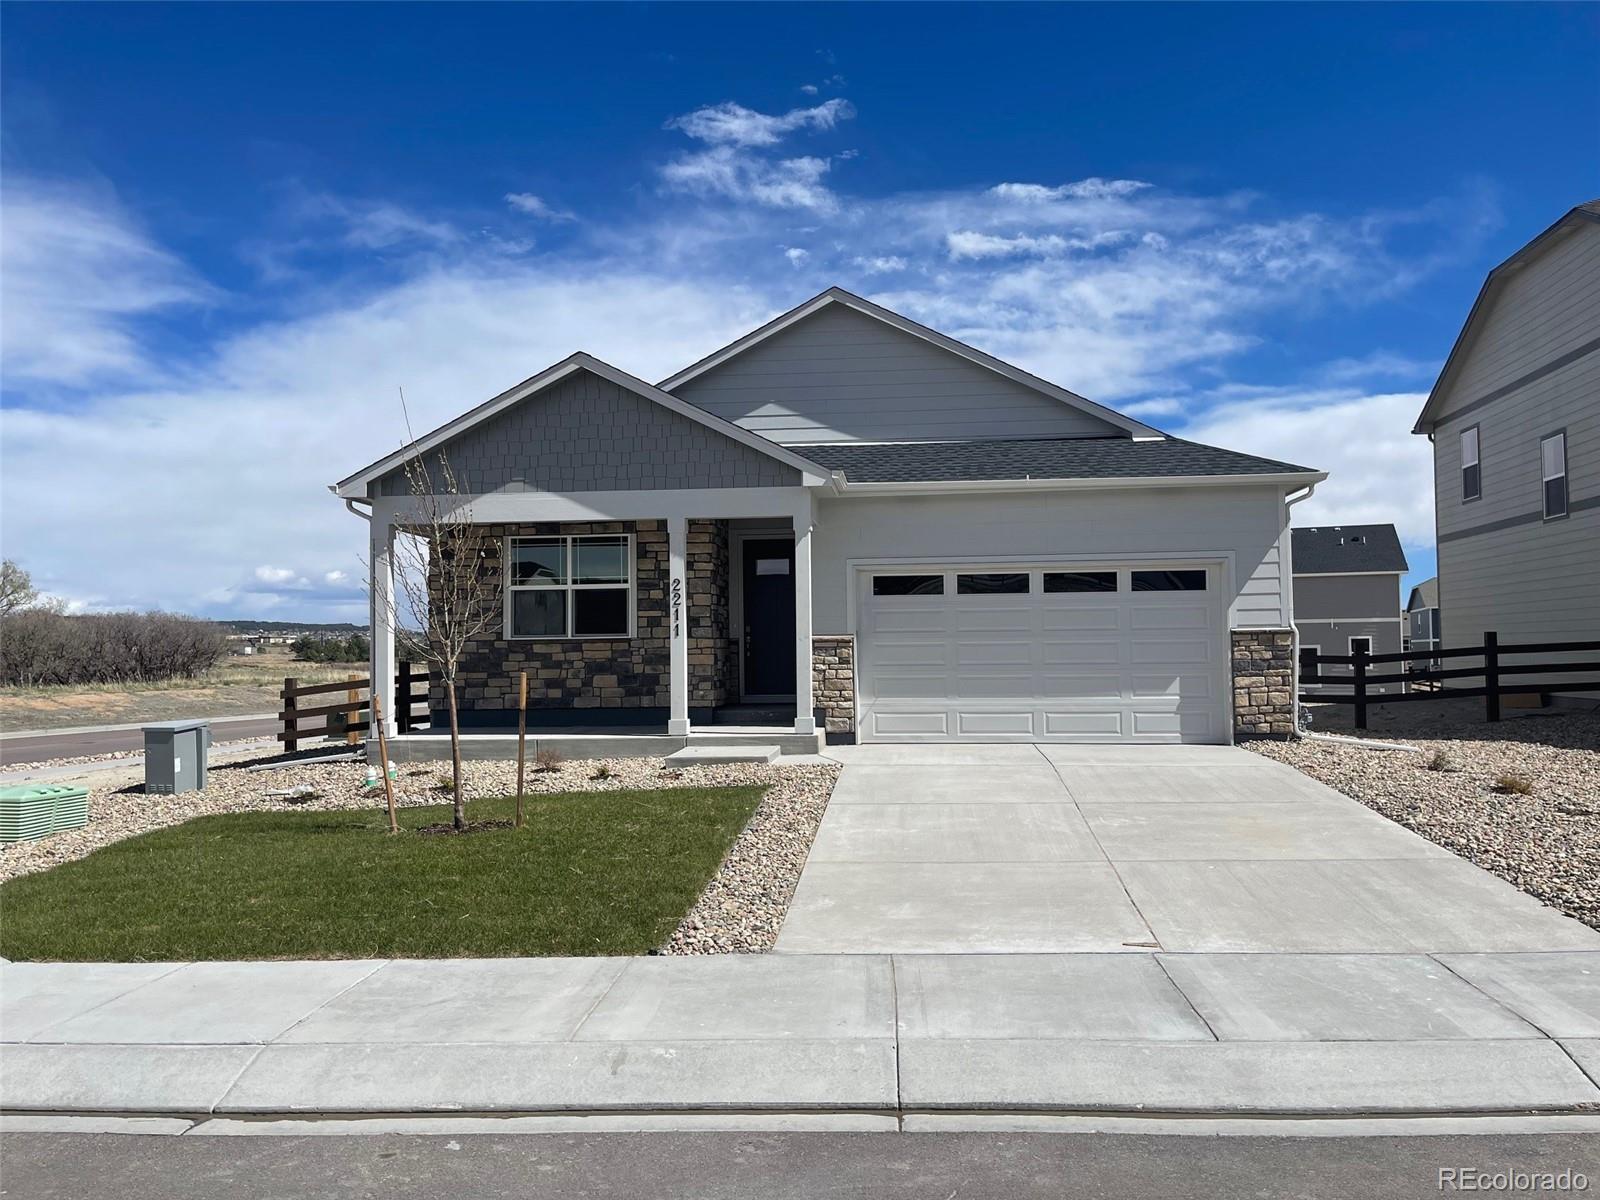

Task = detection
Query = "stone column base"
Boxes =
[1232,628,1296,738]
[811,635,857,743]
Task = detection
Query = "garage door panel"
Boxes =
[858,563,1227,744]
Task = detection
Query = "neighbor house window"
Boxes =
[1460,426,1481,501]
[1541,431,1568,519]
[507,535,632,639]
[1348,636,1373,657]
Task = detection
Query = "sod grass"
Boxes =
[0,787,763,961]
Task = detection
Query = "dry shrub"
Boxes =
[534,748,565,773]
[1492,774,1533,796]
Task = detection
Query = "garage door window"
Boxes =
[1043,571,1118,593]
[1131,570,1207,592]
[957,573,1031,595]
[872,574,944,596]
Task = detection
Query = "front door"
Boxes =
[742,538,796,699]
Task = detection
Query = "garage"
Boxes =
[855,562,1229,744]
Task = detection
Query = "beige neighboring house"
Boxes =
[1412,202,1599,701]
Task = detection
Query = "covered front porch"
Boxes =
[365,484,827,757]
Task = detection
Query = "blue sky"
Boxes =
[3,2,1596,619]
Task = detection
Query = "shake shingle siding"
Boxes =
[375,368,801,496]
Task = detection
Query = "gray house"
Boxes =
[1406,577,1440,660]
[1291,525,1409,695]
[336,288,1326,747]
[1413,201,1599,697]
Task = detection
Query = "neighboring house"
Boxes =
[1413,201,1599,698]
[336,288,1326,746]
[1406,576,1440,660]
[1291,525,1409,694]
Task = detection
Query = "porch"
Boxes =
[364,484,840,759]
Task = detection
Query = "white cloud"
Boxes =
[253,566,299,585]
[1180,389,1435,544]
[991,179,1151,202]
[665,98,853,147]
[799,84,818,96]
[947,231,1071,260]
[504,192,575,221]
[660,148,840,212]
[0,177,209,387]
[298,193,462,250]
[853,255,907,274]
[783,247,810,267]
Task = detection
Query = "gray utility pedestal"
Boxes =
[143,719,211,794]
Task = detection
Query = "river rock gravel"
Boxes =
[0,747,840,953]
[1245,704,1600,930]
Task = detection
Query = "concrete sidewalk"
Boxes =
[4,952,1599,1120]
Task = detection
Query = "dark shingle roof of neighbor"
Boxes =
[798,437,1318,483]
[1292,524,1409,574]
[1408,577,1439,610]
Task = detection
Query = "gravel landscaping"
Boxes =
[0,748,840,953]
[1246,701,1600,930]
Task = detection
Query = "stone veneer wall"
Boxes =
[812,635,856,741]
[434,518,732,722]
[1231,628,1296,737]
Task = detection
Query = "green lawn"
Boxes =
[0,787,763,961]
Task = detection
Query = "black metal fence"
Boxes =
[1298,634,1600,730]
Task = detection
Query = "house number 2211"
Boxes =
[671,578,683,638]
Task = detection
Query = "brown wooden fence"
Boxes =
[279,661,430,752]
[1299,634,1600,730]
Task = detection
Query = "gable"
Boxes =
[669,301,1129,445]
[374,368,802,497]
[1418,209,1600,432]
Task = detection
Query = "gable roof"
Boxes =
[1291,525,1408,574]
[658,286,1166,441]
[804,436,1320,486]
[1407,577,1438,611]
[1413,201,1600,435]
[333,352,831,498]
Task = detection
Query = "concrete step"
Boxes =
[663,745,780,767]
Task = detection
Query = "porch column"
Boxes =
[369,518,397,738]
[667,514,691,736]
[793,515,816,735]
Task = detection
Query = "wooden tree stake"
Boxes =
[372,694,398,835]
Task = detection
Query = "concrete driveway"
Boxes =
[775,744,1600,955]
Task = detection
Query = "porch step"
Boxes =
[663,745,780,767]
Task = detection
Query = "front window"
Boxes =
[507,535,632,639]
[1541,432,1568,519]
[1461,426,1481,502]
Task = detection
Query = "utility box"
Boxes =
[0,783,91,843]
[143,719,211,794]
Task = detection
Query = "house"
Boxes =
[1290,525,1409,695]
[1412,202,1599,697]
[335,288,1326,748]
[1406,576,1440,660]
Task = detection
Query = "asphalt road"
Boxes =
[0,716,280,767]
[4,1131,1598,1200]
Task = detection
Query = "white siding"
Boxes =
[811,485,1289,634]
[671,303,1125,445]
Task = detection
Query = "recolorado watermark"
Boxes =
[1439,1167,1589,1192]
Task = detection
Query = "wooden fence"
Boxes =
[279,661,430,752]
[1299,634,1600,730]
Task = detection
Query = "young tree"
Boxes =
[387,452,499,832]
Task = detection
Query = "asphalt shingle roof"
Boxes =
[1292,524,1409,574]
[797,437,1318,484]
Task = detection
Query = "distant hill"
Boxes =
[215,620,369,634]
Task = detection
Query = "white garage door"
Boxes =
[856,564,1228,744]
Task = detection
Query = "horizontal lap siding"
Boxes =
[1292,574,1404,621]
[1429,222,1600,659]
[671,304,1123,445]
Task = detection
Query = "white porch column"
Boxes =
[369,518,397,738]
[792,514,816,735]
[667,515,691,736]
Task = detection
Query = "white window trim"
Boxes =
[1460,426,1481,502]
[1541,431,1568,520]
[505,533,636,640]
[1348,635,1374,656]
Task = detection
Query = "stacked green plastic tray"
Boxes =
[0,783,91,844]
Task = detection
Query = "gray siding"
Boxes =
[1292,574,1403,621]
[377,369,801,496]
[1429,223,1600,657]
[671,303,1125,445]
[1296,619,1405,695]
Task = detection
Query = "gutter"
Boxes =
[830,470,1328,497]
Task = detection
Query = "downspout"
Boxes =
[1282,482,1320,736]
